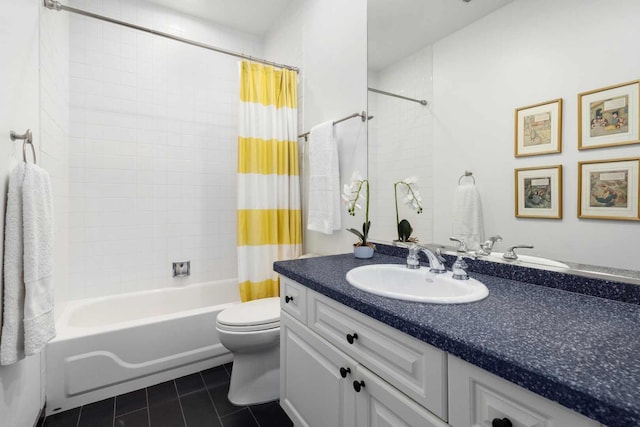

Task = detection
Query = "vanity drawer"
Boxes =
[448,356,600,427]
[280,277,307,323]
[308,290,448,420]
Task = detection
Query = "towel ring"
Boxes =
[10,129,37,164]
[458,170,475,185]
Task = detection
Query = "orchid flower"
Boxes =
[343,171,371,245]
[394,177,423,241]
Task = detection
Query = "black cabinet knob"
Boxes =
[346,333,358,344]
[353,380,365,392]
[492,418,513,427]
[285,295,294,303]
[339,367,351,378]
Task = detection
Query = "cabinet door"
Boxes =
[354,365,448,427]
[280,311,357,427]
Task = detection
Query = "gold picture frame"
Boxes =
[578,80,640,150]
[514,98,562,157]
[578,157,640,221]
[515,165,562,219]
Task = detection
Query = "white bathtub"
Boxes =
[46,279,240,415]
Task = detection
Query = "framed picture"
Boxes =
[515,165,562,219]
[514,98,562,157]
[578,80,640,150]
[578,158,640,221]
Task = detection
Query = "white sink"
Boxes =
[345,264,489,304]
[489,253,569,269]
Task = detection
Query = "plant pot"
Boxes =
[354,245,374,259]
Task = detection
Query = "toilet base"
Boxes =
[227,342,280,406]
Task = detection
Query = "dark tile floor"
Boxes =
[41,363,293,427]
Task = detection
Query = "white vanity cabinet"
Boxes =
[280,278,604,427]
[448,356,601,427]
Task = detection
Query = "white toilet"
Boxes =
[216,296,281,405]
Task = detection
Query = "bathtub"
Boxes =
[46,279,240,415]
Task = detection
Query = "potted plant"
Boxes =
[394,176,423,242]
[343,172,375,259]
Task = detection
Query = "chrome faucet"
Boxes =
[477,235,502,256]
[407,243,447,274]
[395,242,447,273]
[503,244,534,260]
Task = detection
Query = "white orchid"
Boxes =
[394,177,424,242]
[342,171,367,216]
[395,177,423,214]
[343,171,371,244]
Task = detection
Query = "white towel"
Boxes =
[307,121,341,234]
[1,163,27,365]
[1,163,55,365]
[452,182,485,251]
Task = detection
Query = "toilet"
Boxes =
[216,296,281,405]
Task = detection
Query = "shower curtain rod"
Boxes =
[368,87,427,106]
[43,0,300,73]
[298,111,368,140]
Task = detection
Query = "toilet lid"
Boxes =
[217,297,280,328]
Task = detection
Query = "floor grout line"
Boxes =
[75,406,82,427]
[172,379,188,427]
[145,387,151,427]
[112,395,116,427]
[248,405,261,427]
[199,370,224,426]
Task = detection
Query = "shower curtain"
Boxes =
[237,61,301,302]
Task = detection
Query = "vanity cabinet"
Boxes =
[280,278,603,427]
[448,356,600,427]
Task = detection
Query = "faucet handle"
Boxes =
[451,255,469,280]
[503,244,534,260]
[477,235,502,256]
[449,237,468,253]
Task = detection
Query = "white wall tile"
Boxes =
[68,0,260,298]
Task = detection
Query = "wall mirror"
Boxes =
[367,0,640,283]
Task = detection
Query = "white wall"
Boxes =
[368,45,434,244]
[265,0,368,256]
[0,1,45,425]
[40,0,71,310]
[432,0,640,269]
[67,0,262,299]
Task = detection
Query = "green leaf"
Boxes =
[347,228,365,241]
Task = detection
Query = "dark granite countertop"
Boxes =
[274,253,640,427]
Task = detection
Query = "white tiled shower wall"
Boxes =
[368,45,434,243]
[40,4,71,305]
[68,0,262,299]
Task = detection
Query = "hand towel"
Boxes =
[0,163,55,365]
[1,163,27,365]
[307,121,341,234]
[452,182,485,251]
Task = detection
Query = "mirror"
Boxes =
[367,0,640,280]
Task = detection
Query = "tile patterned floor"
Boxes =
[40,363,293,427]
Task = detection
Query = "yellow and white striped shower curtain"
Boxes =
[237,61,301,302]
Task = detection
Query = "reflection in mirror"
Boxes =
[367,0,640,280]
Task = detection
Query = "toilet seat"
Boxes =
[216,297,280,333]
